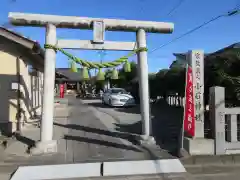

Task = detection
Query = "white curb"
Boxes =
[10,162,101,180]
[10,159,186,179]
[103,159,186,176]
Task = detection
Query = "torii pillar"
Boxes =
[8,12,174,153]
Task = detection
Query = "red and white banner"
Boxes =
[183,65,195,137]
[60,84,65,98]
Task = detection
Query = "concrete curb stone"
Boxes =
[181,154,240,165]
[185,164,240,175]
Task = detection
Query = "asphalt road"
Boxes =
[81,98,183,155]
[62,98,173,162]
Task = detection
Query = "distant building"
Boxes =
[55,68,92,93]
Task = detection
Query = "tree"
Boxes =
[116,61,138,88]
[119,61,138,83]
[149,73,158,99]
[104,69,113,80]
[205,51,240,106]
[154,66,186,98]
[154,69,169,98]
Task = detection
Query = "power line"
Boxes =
[150,15,222,53]
[236,0,240,8]
[166,0,186,16]
[137,0,146,15]
[235,3,240,9]
[127,0,147,62]
[149,6,240,55]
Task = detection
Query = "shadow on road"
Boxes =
[64,134,141,152]
[54,122,138,143]
[84,101,110,108]
[114,105,141,114]
[86,101,141,112]
[76,95,100,100]
[14,133,36,152]
[114,100,184,156]
[54,122,141,152]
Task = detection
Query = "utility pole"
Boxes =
[98,50,107,63]
[97,50,109,89]
[95,50,107,75]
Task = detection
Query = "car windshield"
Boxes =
[111,89,127,94]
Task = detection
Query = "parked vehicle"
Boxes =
[102,88,136,107]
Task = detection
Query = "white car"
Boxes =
[102,88,135,107]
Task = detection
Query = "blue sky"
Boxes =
[1,0,240,72]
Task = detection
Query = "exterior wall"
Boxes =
[29,70,43,117]
[210,86,240,155]
[0,41,43,135]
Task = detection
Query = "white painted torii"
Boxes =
[8,12,174,154]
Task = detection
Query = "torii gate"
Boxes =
[8,12,174,154]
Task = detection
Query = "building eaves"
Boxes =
[0,26,45,65]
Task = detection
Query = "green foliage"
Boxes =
[104,69,113,80]
[204,50,240,105]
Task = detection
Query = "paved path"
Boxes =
[2,97,240,180]
[62,97,173,162]
[82,99,183,155]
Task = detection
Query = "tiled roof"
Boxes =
[56,68,91,81]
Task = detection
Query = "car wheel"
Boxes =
[102,98,106,105]
[108,99,112,106]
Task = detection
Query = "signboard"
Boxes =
[93,21,105,43]
[192,51,204,123]
[188,50,204,138]
[11,82,18,90]
[183,64,195,137]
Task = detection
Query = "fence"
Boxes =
[209,86,240,155]
[166,94,184,107]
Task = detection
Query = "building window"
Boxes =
[28,64,38,76]
[28,64,33,73]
